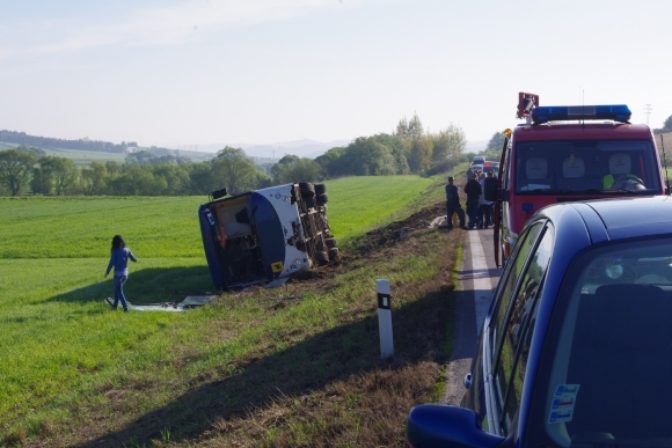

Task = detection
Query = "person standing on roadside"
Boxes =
[104,235,138,312]
[464,171,482,229]
[478,172,494,228]
[445,176,466,230]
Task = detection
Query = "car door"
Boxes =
[477,220,554,442]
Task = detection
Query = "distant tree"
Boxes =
[271,155,300,181]
[80,162,108,194]
[15,145,46,157]
[395,114,426,169]
[0,149,36,196]
[662,115,672,132]
[107,164,165,195]
[315,147,347,178]
[272,155,322,183]
[188,162,217,195]
[152,164,190,195]
[105,161,122,177]
[31,159,54,195]
[408,113,424,141]
[341,137,399,175]
[483,131,507,160]
[432,125,466,162]
[211,146,266,195]
[126,150,159,165]
[395,117,410,139]
[46,156,78,195]
[408,136,433,173]
[370,134,409,174]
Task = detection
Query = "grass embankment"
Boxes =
[0,175,461,447]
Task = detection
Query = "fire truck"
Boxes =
[486,92,667,266]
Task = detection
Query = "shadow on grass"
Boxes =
[49,266,214,305]
[74,285,454,447]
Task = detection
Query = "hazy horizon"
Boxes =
[2,0,671,149]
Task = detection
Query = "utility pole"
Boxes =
[644,104,653,125]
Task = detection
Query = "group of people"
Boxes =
[445,169,497,230]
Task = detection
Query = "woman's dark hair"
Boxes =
[111,235,125,251]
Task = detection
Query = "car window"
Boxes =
[544,238,672,447]
[513,140,660,194]
[495,227,553,433]
[490,221,544,360]
[488,222,552,434]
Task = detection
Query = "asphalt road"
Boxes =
[443,228,502,405]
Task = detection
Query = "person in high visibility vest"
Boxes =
[602,153,646,190]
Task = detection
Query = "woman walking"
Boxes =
[104,235,138,312]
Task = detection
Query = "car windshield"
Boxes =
[544,239,672,447]
[514,140,661,195]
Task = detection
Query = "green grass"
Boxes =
[0,175,453,446]
[0,177,434,259]
[325,175,435,239]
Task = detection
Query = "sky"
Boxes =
[1,0,672,153]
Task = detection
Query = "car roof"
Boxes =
[539,196,672,245]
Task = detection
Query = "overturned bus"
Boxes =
[198,182,339,290]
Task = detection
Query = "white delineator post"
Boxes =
[376,278,394,359]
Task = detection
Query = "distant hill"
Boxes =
[0,129,214,164]
[0,130,348,165]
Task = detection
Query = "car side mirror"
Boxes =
[407,404,506,448]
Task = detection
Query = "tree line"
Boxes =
[0,114,468,196]
[0,129,144,154]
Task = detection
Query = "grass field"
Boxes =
[0,175,456,447]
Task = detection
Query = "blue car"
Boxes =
[408,196,672,447]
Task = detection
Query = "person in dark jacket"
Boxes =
[464,171,482,229]
[445,176,466,229]
[104,235,138,311]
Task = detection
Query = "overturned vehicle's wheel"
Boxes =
[316,193,328,206]
[299,182,315,198]
[328,247,340,263]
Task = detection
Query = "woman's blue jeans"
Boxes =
[113,274,129,311]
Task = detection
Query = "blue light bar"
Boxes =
[532,104,631,124]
